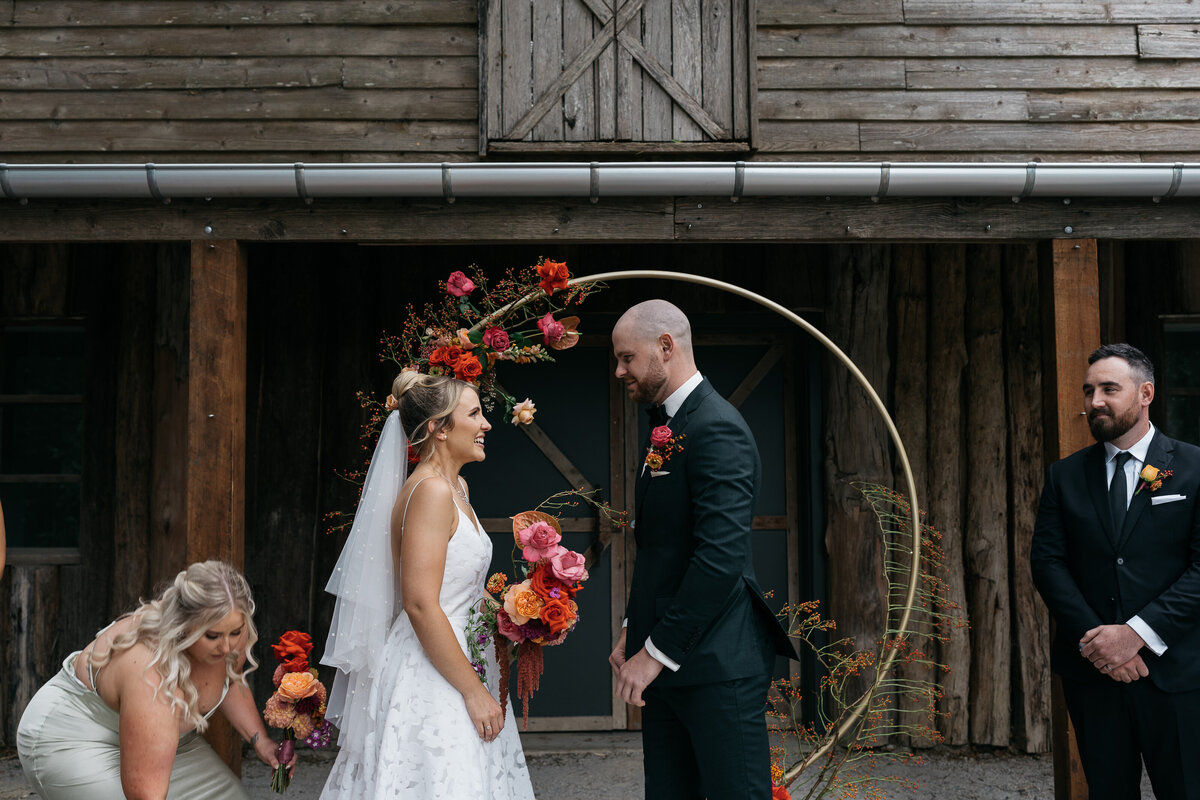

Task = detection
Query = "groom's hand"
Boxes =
[1080,623,1145,672]
[609,628,628,676]
[617,648,664,707]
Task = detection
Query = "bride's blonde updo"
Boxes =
[90,560,259,732]
[391,371,471,457]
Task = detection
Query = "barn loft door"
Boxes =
[479,0,754,153]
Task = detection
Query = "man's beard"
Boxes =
[1088,406,1139,443]
[631,359,668,404]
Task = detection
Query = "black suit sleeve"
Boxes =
[1135,499,1200,646]
[1030,462,1104,643]
[648,414,757,666]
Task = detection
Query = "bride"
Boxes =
[320,371,535,799]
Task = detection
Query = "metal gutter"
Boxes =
[0,161,1196,202]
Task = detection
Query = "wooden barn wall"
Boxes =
[2,1,1200,162]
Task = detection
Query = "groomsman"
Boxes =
[608,299,798,800]
[1031,343,1200,799]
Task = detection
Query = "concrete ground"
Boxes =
[1,733,1155,799]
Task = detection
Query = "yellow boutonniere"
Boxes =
[1134,464,1172,495]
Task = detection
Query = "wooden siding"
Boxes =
[1,1,1199,161]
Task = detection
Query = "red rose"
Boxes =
[453,352,483,382]
[650,425,672,447]
[536,259,570,295]
[482,326,510,352]
[271,631,314,672]
[446,270,476,297]
[429,345,464,371]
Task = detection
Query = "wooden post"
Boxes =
[1040,239,1100,800]
[188,240,248,772]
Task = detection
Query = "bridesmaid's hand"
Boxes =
[464,686,505,743]
[254,734,295,777]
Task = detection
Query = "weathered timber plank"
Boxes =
[0,88,478,121]
[860,121,1200,152]
[0,25,477,57]
[733,0,750,140]
[0,57,347,90]
[672,197,1200,241]
[927,244,969,746]
[500,0,533,140]
[757,0,902,24]
[0,151,482,164]
[758,25,1136,58]
[748,151,1195,162]
[344,56,478,89]
[907,57,1200,90]
[758,58,905,89]
[755,120,862,151]
[531,0,564,141]
[964,248,1010,747]
[757,90,1027,121]
[0,199,676,242]
[1028,90,1200,121]
[671,0,704,141]
[702,0,734,135]
[7,566,59,742]
[563,0,598,141]
[0,120,477,152]
[1003,243,1051,754]
[13,0,478,25]
[643,0,673,140]
[1138,25,1200,59]
[904,0,1200,24]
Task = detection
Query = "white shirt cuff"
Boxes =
[644,636,681,672]
[1127,615,1167,656]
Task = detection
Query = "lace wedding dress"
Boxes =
[320,493,535,800]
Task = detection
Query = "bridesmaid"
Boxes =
[17,560,293,799]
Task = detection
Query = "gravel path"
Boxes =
[1,734,1155,799]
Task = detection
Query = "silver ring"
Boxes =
[1103,664,1111,671]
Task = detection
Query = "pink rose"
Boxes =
[518,520,563,562]
[537,312,565,345]
[446,270,476,297]
[650,425,672,447]
[482,326,510,352]
[496,609,526,643]
[548,548,589,584]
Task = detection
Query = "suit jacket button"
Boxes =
[1116,557,1125,566]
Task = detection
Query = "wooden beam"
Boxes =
[187,240,248,773]
[1040,238,1100,800]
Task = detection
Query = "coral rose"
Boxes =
[503,580,543,625]
[446,270,476,297]
[456,328,477,350]
[385,393,399,412]
[539,597,575,635]
[482,326,510,352]
[650,425,672,447]
[518,520,563,562]
[536,259,570,295]
[548,548,589,584]
[453,352,483,383]
[537,312,566,345]
[511,398,536,426]
[278,671,321,702]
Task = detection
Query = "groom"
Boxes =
[609,299,798,800]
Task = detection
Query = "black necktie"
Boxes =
[647,405,668,427]
[1110,451,1132,534]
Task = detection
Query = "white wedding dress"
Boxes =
[320,494,535,800]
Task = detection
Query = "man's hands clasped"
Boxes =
[1080,623,1150,683]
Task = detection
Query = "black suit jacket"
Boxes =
[1031,430,1200,692]
[625,379,798,687]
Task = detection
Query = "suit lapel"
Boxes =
[1085,444,1117,547]
[633,380,713,520]
[1117,432,1175,550]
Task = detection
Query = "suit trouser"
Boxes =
[1062,673,1200,800]
[640,664,774,800]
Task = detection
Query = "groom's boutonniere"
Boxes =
[1135,464,1173,495]
[645,425,685,475]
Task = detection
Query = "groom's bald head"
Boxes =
[613,299,694,355]
[612,300,697,404]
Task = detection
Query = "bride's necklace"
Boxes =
[432,466,468,503]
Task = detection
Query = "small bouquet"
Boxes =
[261,630,332,793]
[478,509,590,727]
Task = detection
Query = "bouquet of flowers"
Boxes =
[261,630,332,793]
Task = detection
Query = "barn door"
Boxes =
[479,0,754,152]
[466,329,811,731]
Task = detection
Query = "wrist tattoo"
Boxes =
[249,732,259,747]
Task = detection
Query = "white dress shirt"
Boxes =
[1104,423,1168,656]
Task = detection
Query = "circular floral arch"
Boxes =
[571,270,923,780]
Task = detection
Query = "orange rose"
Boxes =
[503,580,541,625]
[278,671,320,701]
[429,345,464,371]
[539,597,575,634]
[453,352,483,383]
[272,631,313,671]
[536,259,570,295]
[530,563,576,599]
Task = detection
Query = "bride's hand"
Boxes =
[464,686,505,743]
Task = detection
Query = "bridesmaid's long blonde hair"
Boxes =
[90,560,259,732]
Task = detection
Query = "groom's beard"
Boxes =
[629,358,668,404]
[1088,404,1138,443]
